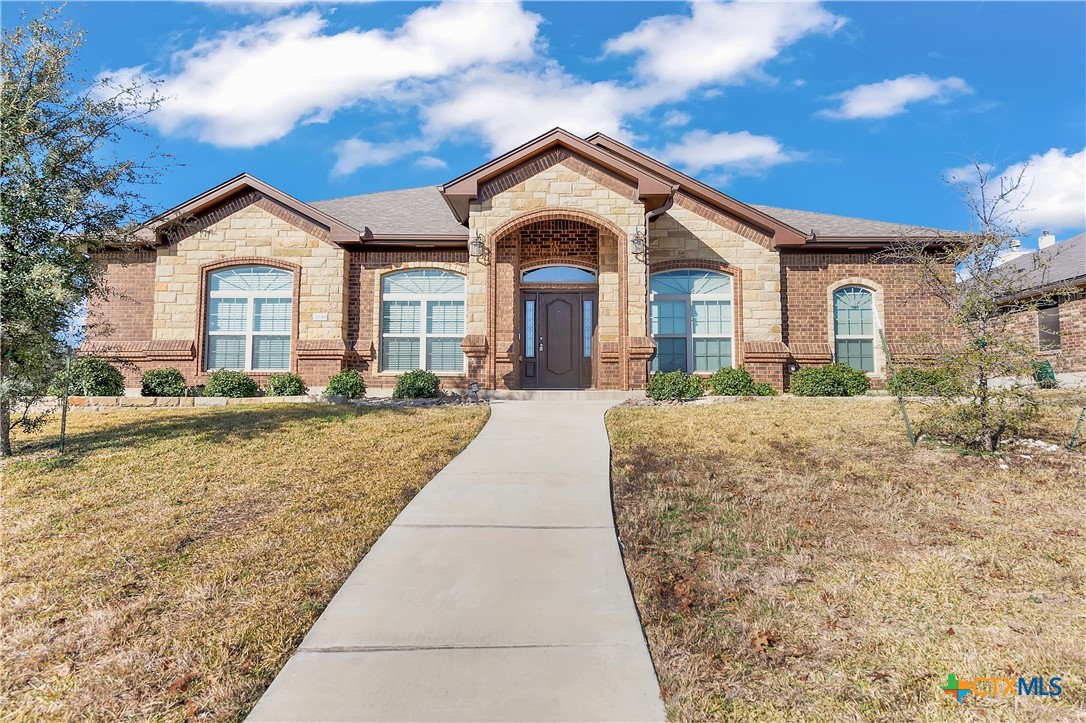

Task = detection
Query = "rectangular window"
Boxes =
[654,338,687,373]
[651,301,688,335]
[1038,305,1060,351]
[382,337,421,372]
[382,301,421,334]
[835,339,874,372]
[206,335,246,370]
[252,335,291,370]
[694,338,732,371]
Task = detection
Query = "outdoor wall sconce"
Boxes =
[469,231,486,259]
[630,228,646,256]
[787,362,800,373]
[469,381,480,399]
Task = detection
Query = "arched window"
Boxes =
[649,269,733,373]
[381,269,465,372]
[205,265,293,371]
[522,266,597,284]
[833,286,875,372]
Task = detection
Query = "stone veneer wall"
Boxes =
[1004,293,1086,373]
[346,249,471,390]
[466,149,648,390]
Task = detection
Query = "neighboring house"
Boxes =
[84,128,953,393]
[1001,232,1086,372]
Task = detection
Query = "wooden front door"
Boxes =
[522,290,595,389]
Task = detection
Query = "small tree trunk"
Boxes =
[0,400,10,457]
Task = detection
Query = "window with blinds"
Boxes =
[833,286,875,372]
[380,269,466,373]
[205,266,293,371]
[649,269,734,373]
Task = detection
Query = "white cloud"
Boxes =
[819,74,972,120]
[415,155,448,169]
[606,1,844,96]
[1000,148,1086,232]
[422,65,636,154]
[662,110,691,128]
[110,3,541,147]
[944,149,1085,233]
[332,138,420,175]
[656,129,799,175]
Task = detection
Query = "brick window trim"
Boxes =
[486,206,626,247]
[371,262,470,374]
[194,257,302,377]
[826,277,886,376]
[648,259,745,367]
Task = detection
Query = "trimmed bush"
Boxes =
[141,368,187,397]
[888,367,962,396]
[751,382,778,397]
[707,366,756,396]
[204,369,260,398]
[790,363,870,397]
[646,370,705,401]
[325,369,367,399]
[266,372,307,396]
[393,369,441,399]
[51,357,125,397]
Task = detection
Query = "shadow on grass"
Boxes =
[11,404,417,463]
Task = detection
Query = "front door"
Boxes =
[522,290,595,389]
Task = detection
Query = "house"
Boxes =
[1001,231,1086,373]
[84,128,952,393]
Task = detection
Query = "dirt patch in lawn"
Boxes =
[608,398,1085,722]
[1,404,488,721]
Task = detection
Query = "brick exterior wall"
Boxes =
[346,250,470,390]
[1004,293,1086,372]
[88,250,156,343]
[780,250,952,388]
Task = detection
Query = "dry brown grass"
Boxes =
[1,404,488,721]
[608,398,1085,722]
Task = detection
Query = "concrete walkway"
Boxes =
[248,401,665,722]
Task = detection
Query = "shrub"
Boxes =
[266,372,307,396]
[888,367,962,396]
[707,366,756,396]
[751,382,778,397]
[393,369,441,399]
[140,368,187,397]
[51,357,125,397]
[204,369,260,398]
[646,370,705,401]
[790,363,870,397]
[325,369,367,399]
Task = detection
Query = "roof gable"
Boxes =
[146,173,360,246]
[440,128,674,224]
[585,132,807,247]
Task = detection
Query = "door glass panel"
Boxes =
[525,300,535,358]
[653,338,687,373]
[583,300,593,358]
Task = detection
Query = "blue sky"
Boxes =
[6,1,1085,247]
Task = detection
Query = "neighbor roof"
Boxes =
[309,186,468,239]
[997,232,1086,293]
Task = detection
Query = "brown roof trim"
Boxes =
[440,128,674,224]
[797,234,962,250]
[585,132,808,248]
[144,173,361,246]
[354,233,468,250]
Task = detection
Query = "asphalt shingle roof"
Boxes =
[998,232,1086,291]
[749,204,935,238]
[308,186,467,237]
[307,185,946,240]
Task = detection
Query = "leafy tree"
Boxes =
[1,8,163,455]
[879,158,1073,451]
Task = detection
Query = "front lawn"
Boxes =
[1,404,488,721]
[608,398,1085,721]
